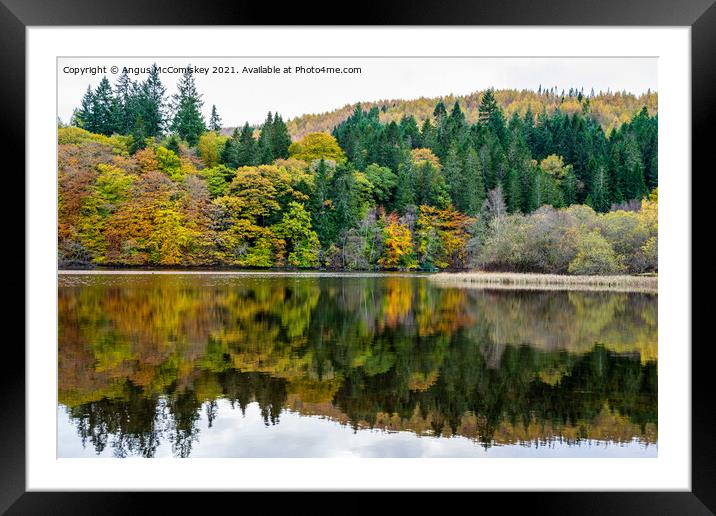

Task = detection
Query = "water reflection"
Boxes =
[58,274,657,458]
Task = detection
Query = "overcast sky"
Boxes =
[58,57,657,127]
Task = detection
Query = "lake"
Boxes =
[57,272,657,458]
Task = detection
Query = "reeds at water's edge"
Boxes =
[429,272,658,293]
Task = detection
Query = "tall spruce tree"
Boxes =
[257,112,274,164]
[478,89,499,125]
[113,71,135,135]
[464,147,486,216]
[90,76,117,135]
[171,65,206,146]
[236,123,257,167]
[271,113,291,160]
[72,86,95,130]
[138,64,167,138]
[209,105,222,132]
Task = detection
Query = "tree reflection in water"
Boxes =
[59,274,657,457]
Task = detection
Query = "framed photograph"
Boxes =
[6,0,711,512]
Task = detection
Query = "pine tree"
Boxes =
[257,112,274,164]
[394,156,415,215]
[464,147,486,216]
[220,132,237,167]
[505,167,522,213]
[130,115,147,154]
[113,71,135,134]
[139,64,167,138]
[271,113,291,160]
[72,86,94,129]
[209,105,222,132]
[478,89,499,125]
[236,123,257,167]
[589,165,610,212]
[562,169,578,206]
[309,159,336,245]
[166,134,181,155]
[91,76,117,135]
[171,65,206,146]
[443,144,465,210]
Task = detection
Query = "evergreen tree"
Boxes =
[138,63,168,138]
[464,147,486,216]
[220,128,239,167]
[309,159,336,245]
[478,89,499,125]
[399,115,421,148]
[257,112,274,164]
[72,86,94,130]
[505,167,522,213]
[130,115,147,154]
[209,105,222,132]
[589,165,610,212]
[91,76,117,135]
[443,144,465,210]
[236,123,257,167]
[271,113,291,160]
[113,71,135,134]
[171,65,206,146]
[394,156,415,215]
[166,134,181,155]
[562,169,578,206]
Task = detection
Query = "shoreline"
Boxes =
[58,269,658,293]
[430,272,657,294]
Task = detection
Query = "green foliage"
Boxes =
[273,202,320,267]
[170,65,206,146]
[568,230,626,275]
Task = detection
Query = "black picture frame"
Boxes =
[3,0,711,513]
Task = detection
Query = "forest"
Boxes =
[59,64,658,273]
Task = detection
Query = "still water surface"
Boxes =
[58,273,657,458]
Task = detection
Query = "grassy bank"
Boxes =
[429,272,658,293]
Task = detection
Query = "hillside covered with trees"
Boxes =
[59,64,658,273]
[283,87,658,140]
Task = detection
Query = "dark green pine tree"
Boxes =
[139,64,168,138]
[394,155,416,215]
[257,112,274,164]
[170,65,206,146]
[399,115,421,148]
[113,71,135,134]
[236,123,257,167]
[505,167,522,213]
[309,159,336,245]
[562,168,578,206]
[220,128,239,167]
[91,76,118,135]
[443,144,465,210]
[520,162,537,213]
[165,134,181,155]
[433,101,448,123]
[72,86,94,130]
[448,101,467,143]
[623,162,647,201]
[588,165,611,212]
[270,113,292,160]
[209,105,222,132]
[478,89,499,125]
[129,115,147,154]
[420,119,436,150]
[464,147,486,216]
